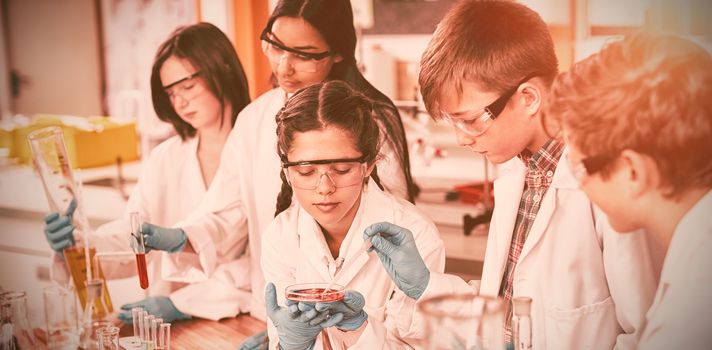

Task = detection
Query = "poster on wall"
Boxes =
[100,0,196,153]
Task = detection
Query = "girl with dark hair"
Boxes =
[262,0,415,201]
[261,81,443,349]
[43,22,253,322]
[177,0,416,326]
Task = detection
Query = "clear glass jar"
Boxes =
[96,326,120,350]
[1,291,38,350]
[419,293,505,350]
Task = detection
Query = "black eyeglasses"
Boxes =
[260,29,331,61]
[281,155,367,168]
[441,72,541,137]
[281,156,369,190]
[163,71,204,103]
[568,152,619,184]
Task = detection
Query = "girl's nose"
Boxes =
[171,94,189,109]
[315,173,336,195]
[276,54,295,76]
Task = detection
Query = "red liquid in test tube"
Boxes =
[131,212,149,290]
[136,252,149,289]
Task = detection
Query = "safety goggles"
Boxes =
[163,71,204,104]
[566,152,619,185]
[282,156,368,190]
[260,30,331,73]
[440,73,540,137]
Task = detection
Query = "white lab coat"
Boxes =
[179,87,409,321]
[51,135,251,320]
[637,190,712,349]
[420,148,659,350]
[261,181,445,349]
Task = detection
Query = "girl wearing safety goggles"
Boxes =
[261,81,445,349]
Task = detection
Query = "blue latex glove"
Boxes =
[363,222,430,300]
[314,290,367,331]
[237,330,268,350]
[141,223,187,253]
[43,199,77,252]
[265,282,342,350]
[118,296,191,324]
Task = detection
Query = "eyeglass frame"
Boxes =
[567,152,619,184]
[441,72,541,137]
[163,71,203,103]
[281,155,369,190]
[260,29,332,69]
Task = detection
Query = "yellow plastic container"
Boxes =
[15,115,139,168]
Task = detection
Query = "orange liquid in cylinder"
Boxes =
[136,253,149,289]
[63,246,113,315]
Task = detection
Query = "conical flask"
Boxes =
[80,279,112,350]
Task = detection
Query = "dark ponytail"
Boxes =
[274,164,294,217]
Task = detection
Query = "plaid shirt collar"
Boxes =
[518,139,565,189]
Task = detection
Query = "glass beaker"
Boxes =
[43,285,80,350]
[1,291,38,350]
[512,297,532,350]
[419,293,506,350]
[28,127,114,316]
[96,326,120,350]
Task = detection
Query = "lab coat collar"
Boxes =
[295,179,393,285]
[518,146,579,262]
[490,146,577,286]
[660,190,712,285]
[184,135,207,193]
[550,147,580,190]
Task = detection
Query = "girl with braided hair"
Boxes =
[261,81,443,349]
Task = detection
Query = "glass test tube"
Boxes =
[513,297,533,350]
[157,323,171,350]
[151,317,163,344]
[143,314,155,342]
[131,307,144,345]
[137,311,146,341]
[130,212,149,289]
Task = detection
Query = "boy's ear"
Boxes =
[519,81,543,118]
[619,149,659,199]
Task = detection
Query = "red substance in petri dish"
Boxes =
[286,288,344,302]
[136,253,149,289]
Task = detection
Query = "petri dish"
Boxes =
[285,283,345,303]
